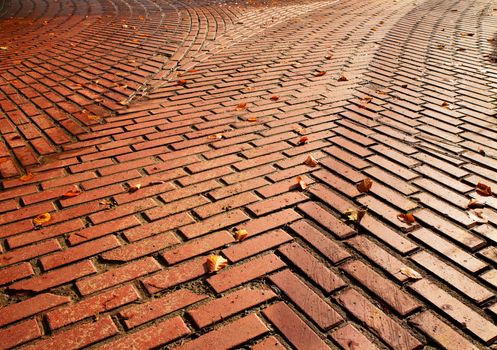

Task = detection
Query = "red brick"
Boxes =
[124,212,195,242]
[188,287,275,328]
[278,242,345,293]
[81,169,141,190]
[410,311,480,350]
[120,289,206,328]
[174,314,269,350]
[247,192,308,216]
[236,208,301,238]
[69,158,114,173]
[40,235,121,270]
[0,262,34,285]
[207,253,285,293]
[289,220,351,263]
[336,288,421,350]
[0,318,41,349]
[7,219,84,248]
[298,201,354,239]
[251,336,287,350]
[157,179,221,204]
[163,231,234,264]
[270,269,343,329]
[141,257,208,294]
[329,324,380,350]
[90,198,157,224]
[67,216,140,245]
[0,293,70,327]
[145,195,207,220]
[76,257,160,295]
[410,228,487,273]
[209,178,269,200]
[46,285,140,329]
[263,302,330,350]
[98,316,190,350]
[0,239,61,266]
[194,192,258,219]
[60,184,124,207]
[98,158,155,176]
[180,209,249,239]
[341,260,420,315]
[9,260,96,292]
[22,316,118,350]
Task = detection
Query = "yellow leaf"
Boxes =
[343,207,367,223]
[0,46,8,51]
[128,184,141,193]
[400,267,422,279]
[20,173,34,182]
[206,255,228,273]
[207,134,223,140]
[234,229,248,241]
[295,176,308,190]
[33,213,51,226]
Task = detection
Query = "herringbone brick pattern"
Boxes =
[1,0,497,349]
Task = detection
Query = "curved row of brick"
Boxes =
[1,0,497,349]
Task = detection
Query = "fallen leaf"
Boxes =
[356,178,373,193]
[122,24,129,28]
[441,101,449,108]
[207,134,223,140]
[467,209,488,223]
[148,181,165,186]
[33,213,51,226]
[467,198,485,209]
[295,176,308,190]
[270,95,279,101]
[304,155,319,167]
[61,190,81,198]
[234,229,248,241]
[315,70,326,77]
[337,75,348,82]
[375,90,386,95]
[128,184,141,193]
[479,149,486,156]
[343,207,368,224]
[0,46,8,51]
[476,182,492,196]
[400,267,422,279]
[456,48,466,52]
[324,55,332,60]
[119,99,128,106]
[401,84,408,88]
[99,199,113,206]
[247,117,257,122]
[19,173,33,182]
[437,44,445,49]
[206,255,228,273]
[397,213,416,224]
[88,115,101,121]
[236,102,247,111]
[178,79,188,86]
[298,136,308,145]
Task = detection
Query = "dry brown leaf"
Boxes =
[400,267,422,279]
[401,84,408,88]
[476,182,492,196]
[270,95,280,101]
[236,102,247,111]
[207,134,223,140]
[324,55,332,60]
[0,46,8,51]
[178,79,188,86]
[61,190,82,199]
[315,70,326,77]
[397,213,416,225]
[437,44,445,49]
[295,176,308,190]
[356,178,373,193]
[128,184,141,193]
[478,149,486,156]
[206,255,228,273]
[304,155,318,167]
[19,173,33,182]
[33,213,51,226]
[298,136,308,145]
[337,75,348,82]
[467,198,485,209]
[234,229,248,241]
[343,207,368,224]
[247,117,257,122]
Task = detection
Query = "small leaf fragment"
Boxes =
[206,255,228,273]
[270,95,280,101]
[467,198,485,209]
[20,173,34,182]
[178,79,188,86]
[467,209,488,223]
[208,134,223,140]
[397,213,416,225]
[324,54,332,60]
[247,117,257,122]
[476,182,492,196]
[356,178,373,193]
[298,136,308,145]
[33,213,51,226]
[295,176,308,190]
[88,115,101,121]
[234,229,248,242]
[337,75,348,82]
[0,46,8,51]
[315,70,326,77]
[400,267,422,280]
[236,102,247,111]
[343,207,368,224]
[304,155,319,167]
[128,184,141,193]
[61,190,81,199]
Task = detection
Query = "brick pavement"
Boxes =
[1,0,497,348]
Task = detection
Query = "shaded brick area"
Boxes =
[1,0,497,349]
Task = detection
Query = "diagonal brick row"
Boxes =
[1,0,497,349]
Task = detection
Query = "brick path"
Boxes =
[1,0,497,348]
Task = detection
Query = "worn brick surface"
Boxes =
[2,0,497,348]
